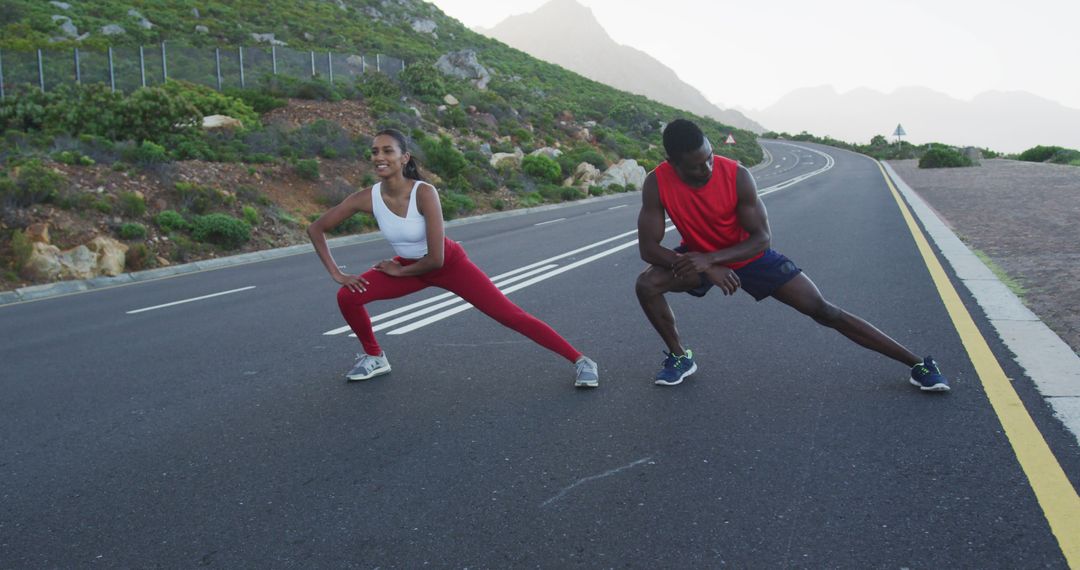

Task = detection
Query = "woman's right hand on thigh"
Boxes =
[334,271,369,293]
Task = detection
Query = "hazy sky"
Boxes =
[429,0,1080,112]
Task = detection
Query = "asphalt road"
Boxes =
[2,140,1078,567]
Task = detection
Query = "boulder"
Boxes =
[435,50,491,90]
[22,242,63,281]
[50,1,71,9]
[87,236,129,277]
[25,223,50,244]
[194,25,209,34]
[411,19,437,34]
[101,24,126,35]
[251,33,286,46]
[490,148,525,169]
[599,159,647,190]
[58,245,98,280]
[478,143,493,158]
[473,112,498,129]
[202,115,244,130]
[529,147,563,160]
[568,162,601,187]
[443,94,459,106]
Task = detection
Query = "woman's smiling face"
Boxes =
[371,134,408,179]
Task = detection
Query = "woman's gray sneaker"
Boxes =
[574,356,599,388]
[346,353,391,381]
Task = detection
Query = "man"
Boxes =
[635,119,949,391]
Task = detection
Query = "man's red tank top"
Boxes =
[654,155,763,269]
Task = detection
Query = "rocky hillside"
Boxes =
[0,0,763,294]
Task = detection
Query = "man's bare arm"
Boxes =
[637,173,679,268]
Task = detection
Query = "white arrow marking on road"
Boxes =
[126,286,256,314]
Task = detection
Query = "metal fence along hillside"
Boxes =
[0,42,406,98]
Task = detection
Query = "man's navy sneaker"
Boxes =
[910,355,950,392]
[654,349,697,386]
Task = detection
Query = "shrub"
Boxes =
[222,87,287,115]
[420,135,468,179]
[440,191,476,220]
[123,141,169,165]
[522,154,562,184]
[242,205,261,226]
[1017,145,1064,163]
[519,191,543,208]
[121,87,202,143]
[1,160,66,208]
[329,213,378,235]
[192,213,251,248]
[400,62,445,99]
[125,243,153,271]
[174,182,225,214]
[295,158,320,180]
[119,223,147,240]
[560,187,586,201]
[919,147,973,168]
[357,73,401,100]
[11,229,33,272]
[118,192,146,218]
[155,210,189,232]
[588,185,606,196]
[53,150,95,166]
[163,80,259,128]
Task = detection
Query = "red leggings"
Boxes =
[337,238,582,362]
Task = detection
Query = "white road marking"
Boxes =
[758,143,835,196]
[608,204,628,210]
[126,286,256,314]
[324,227,671,337]
[535,218,566,226]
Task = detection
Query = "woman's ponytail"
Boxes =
[376,128,425,182]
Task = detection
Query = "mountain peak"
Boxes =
[482,0,765,132]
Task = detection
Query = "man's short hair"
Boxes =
[663,119,706,160]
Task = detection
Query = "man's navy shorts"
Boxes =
[675,247,802,301]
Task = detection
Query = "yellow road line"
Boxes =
[877,161,1080,566]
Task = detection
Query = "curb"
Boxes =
[883,161,1080,445]
[0,190,637,307]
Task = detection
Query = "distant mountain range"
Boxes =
[751,86,1080,154]
[479,0,765,133]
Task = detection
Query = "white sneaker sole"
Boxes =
[909,378,950,392]
[346,365,391,381]
[654,362,698,386]
[575,378,599,388]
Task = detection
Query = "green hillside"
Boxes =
[0,0,761,292]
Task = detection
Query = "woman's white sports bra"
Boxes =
[371,181,429,259]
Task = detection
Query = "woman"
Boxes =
[307,129,599,388]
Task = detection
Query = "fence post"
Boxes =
[215,47,222,90]
[38,49,45,91]
[327,52,333,84]
[0,49,5,100]
[310,50,315,77]
[238,46,245,88]
[108,46,115,92]
[139,45,146,87]
[376,53,381,73]
[271,45,277,75]
[74,47,81,84]
[361,55,367,74]
[401,59,405,73]
[161,41,168,83]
